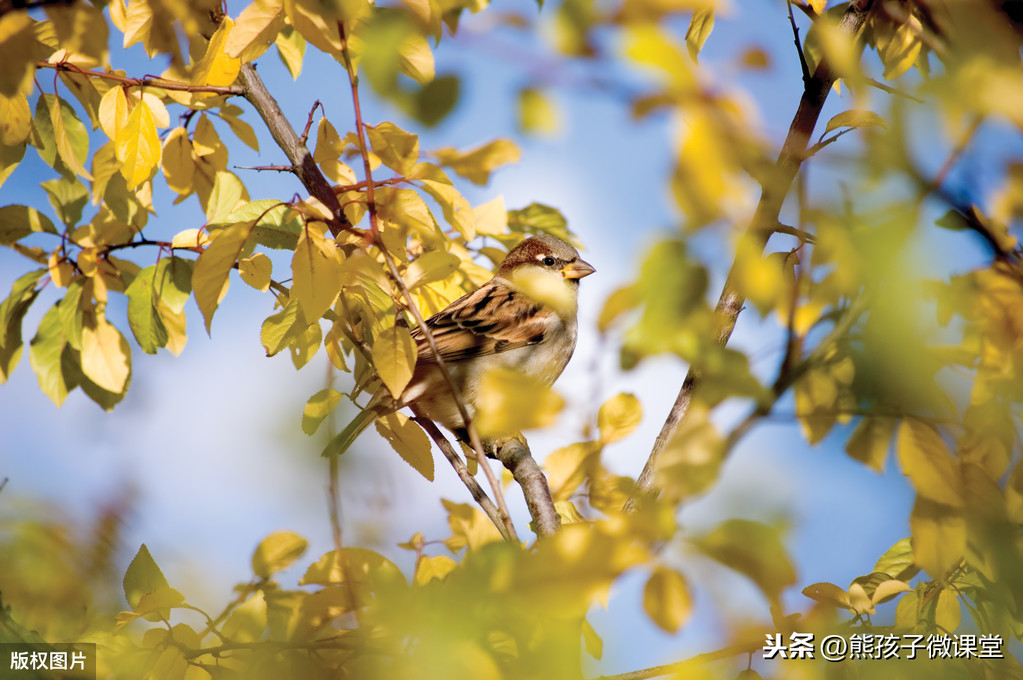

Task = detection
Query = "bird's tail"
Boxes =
[322,404,382,457]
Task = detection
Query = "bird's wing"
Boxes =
[410,279,553,363]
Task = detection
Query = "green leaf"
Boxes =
[153,257,195,314]
[643,567,692,632]
[0,205,57,244]
[124,544,170,609]
[302,388,343,435]
[597,392,642,444]
[375,411,434,481]
[684,9,714,62]
[371,323,417,399]
[1,270,49,382]
[41,176,89,229]
[404,75,460,127]
[50,94,91,180]
[126,264,170,354]
[29,302,75,406]
[252,531,309,579]
[823,109,888,135]
[213,199,300,250]
[694,519,795,603]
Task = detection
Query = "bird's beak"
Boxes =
[562,259,596,280]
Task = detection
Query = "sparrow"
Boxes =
[327,234,595,456]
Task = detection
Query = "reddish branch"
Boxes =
[625,0,877,510]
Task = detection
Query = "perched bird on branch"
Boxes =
[329,234,595,455]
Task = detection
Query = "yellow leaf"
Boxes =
[274,26,305,79]
[399,33,434,84]
[443,500,503,553]
[99,85,132,141]
[302,388,342,435]
[432,139,520,186]
[809,0,827,12]
[81,315,131,393]
[0,13,36,97]
[313,117,356,184]
[239,253,272,291]
[554,500,586,524]
[910,497,965,577]
[162,127,194,195]
[157,299,187,356]
[375,412,434,481]
[871,579,912,605]
[545,442,600,502]
[404,250,460,289]
[0,91,30,145]
[115,99,160,189]
[205,171,248,225]
[881,17,922,80]
[694,519,795,602]
[414,555,457,585]
[598,392,642,444]
[417,178,475,239]
[473,195,507,236]
[684,9,714,61]
[251,531,308,579]
[475,367,564,439]
[191,17,241,87]
[221,594,266,642]
[291,222,345,322]
[824,109,888,135]
[171,228,211,249]
[897,419,963,507]
[366,121,419,176]
[226,0,286,62]
[518,87,559,135]
[371,323,418,399]
[802,581,852,609]
[935,589,961,632]
[845,416,895,473]
[794,367,838,445]
[47,252,74,288]
[192,221,253,333]
[643,567,692,632]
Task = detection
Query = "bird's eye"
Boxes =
[543,256,556,267]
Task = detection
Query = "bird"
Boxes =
[326,233,595,456]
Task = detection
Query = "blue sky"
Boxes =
[1,0,1019,675]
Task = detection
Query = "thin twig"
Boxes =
[38,60,245,95]
[236,164,295,172]
[413,416,511,540]
[788,0,812,87]
[625,0,876,512]
[300,100,324,146]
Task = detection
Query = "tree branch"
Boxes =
[413,416,513,541]
[625,0,876,511]
[492,436,561,538]
[235,64,351,238]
